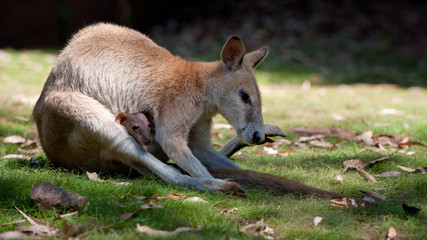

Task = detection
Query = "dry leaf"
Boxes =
[343,159,366,170]
[0,219,26,227]
[114,182,131,186]
[330,198,358,209]
[397,165,416,173]
[17,147,43,154]
[141,200,163,209]
[14,207,59,237]
[184,197,208,203]
[159,193,185,200]
[356,131,374,145]
[86,172,105,182]
[13,116,29,122]
[3,135,26,144]
[359,190,387,200]
[362,196,376,203]
[335,174,343,183]
[120,211,137,220]
[365,156,391,168]
[402,202,421,215]
[1,154,31,160]
[0,231,30,239]
[375,171,401,177]
[135,223,201,236]
[357,168,378,183]
[385,226,398,240]
[332,113,346,121]
[415,166,427,174]
[241,219,275,239]
[217,208,239,215]
[398,141,427,148]
[263,147,278,155]
[379,108,404,115]
[313,216,323,226]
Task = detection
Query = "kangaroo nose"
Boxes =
[252,131,261,144]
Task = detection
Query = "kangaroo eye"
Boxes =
[132,125,139,131]
[148,123,152,128]
[239,89,250,104]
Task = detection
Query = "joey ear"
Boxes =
[221,36,245,70]
[115,112,127,125]
[243,46,268,68]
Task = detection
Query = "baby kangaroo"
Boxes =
[115,112,153,146]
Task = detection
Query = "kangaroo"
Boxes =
[33,23,354,199]
[33,23,266,192]
[116,112,153,146]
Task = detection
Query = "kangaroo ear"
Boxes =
[142,111,153,122]
[221,36,245,71]
[115,112,127,125]
[243,46,268,69]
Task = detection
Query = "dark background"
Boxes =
[1,0,426,85]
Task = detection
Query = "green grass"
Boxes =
[0,49,426,239]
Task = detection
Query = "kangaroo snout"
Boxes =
[252,131,263,144]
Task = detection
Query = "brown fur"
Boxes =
[116,112,152,146]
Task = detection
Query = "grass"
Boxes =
[0,48,426,239]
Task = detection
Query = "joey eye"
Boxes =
[148,123,152,128]
[132,125,139,131]
[239,89,250,104]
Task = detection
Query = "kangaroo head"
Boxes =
[216,36,268,145]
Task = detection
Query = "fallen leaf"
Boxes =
[362,196,376,203]
[375,171,401,177]
[263,147,278,155]
[217,207,239,215]
[343,159,366,170]
[235,152,252,159]
[0,154,31,160]
[357,168,378,183]
[398,141,427,148]
[86,172,105,182]
[183,197,208,203]
[359,190,387,200]
[114,181,131,186]
[0,219,26,227]
[397,165,416,173]
[356,131,374,145]
[141,200,163,209]
[313,216,323,226]
[334,174,343,183]
[159,193,185,200]
[120,211,138,220]
[13,116,29,122]
[3,135,26,144]
[121,193,132,199]
[332,113,346,121]
[0,231,29,239]
[330,198,358,209]
[365,156,391,168]
[135,224,202,236]
[14,206,59,237]
[402,202,421,215]
[415,166,427,174]
[385,226,398,240]
[241,219,275,239]
[379,108,404,115]
[16,147,43,154]
[328,139,339,151]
